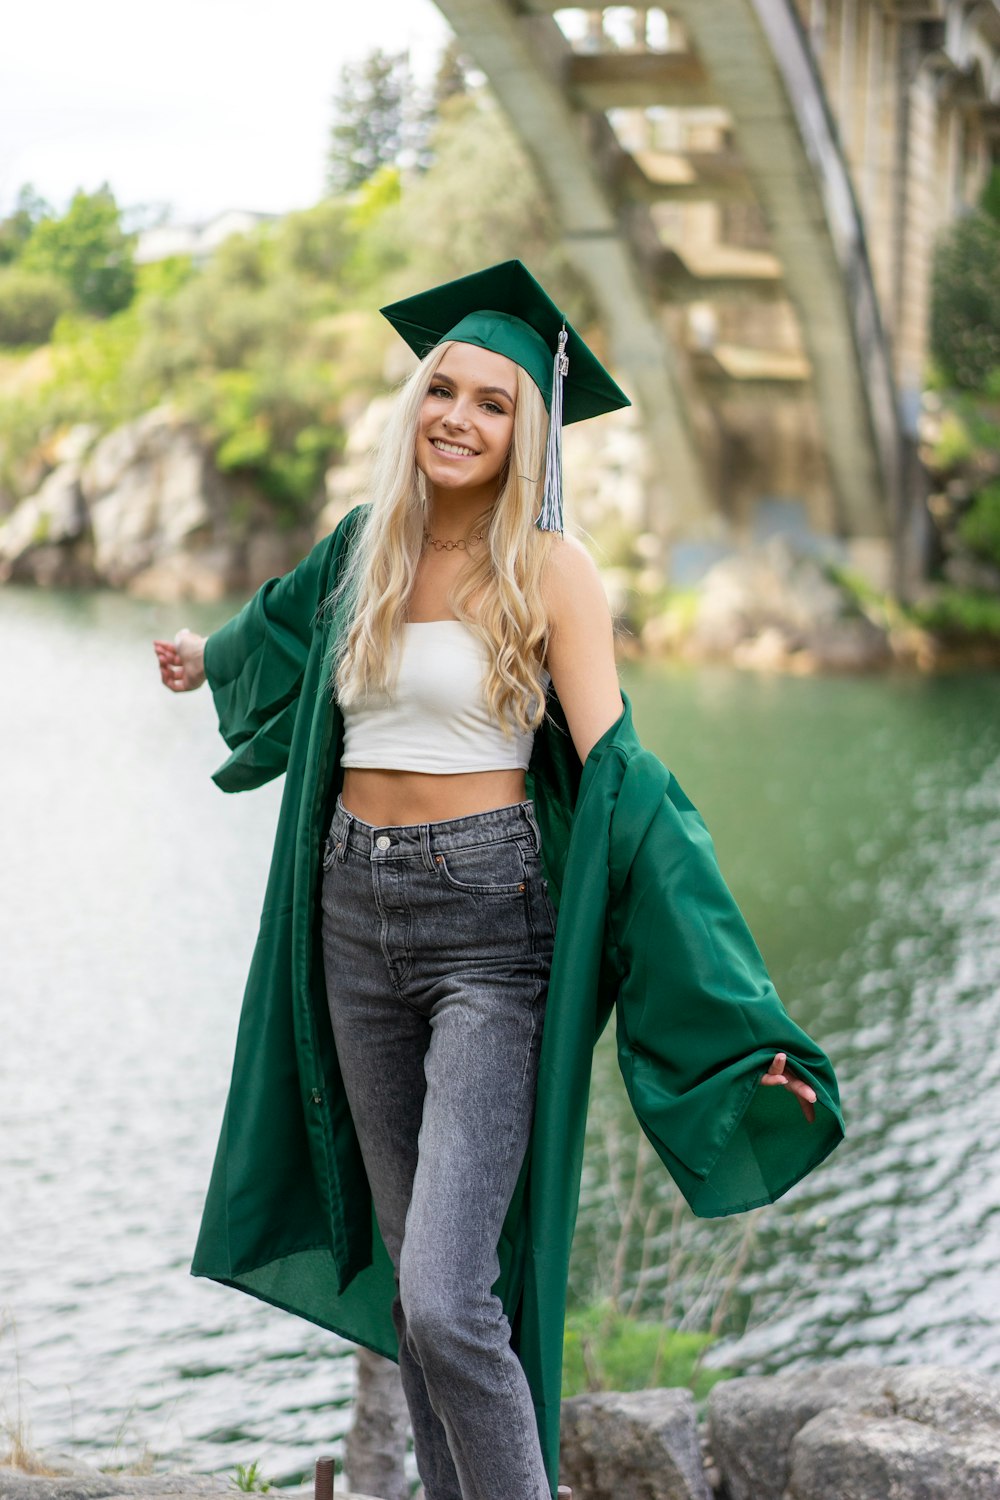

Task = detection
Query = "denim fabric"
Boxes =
[320,796,556,1500]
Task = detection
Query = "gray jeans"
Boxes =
[320,796,556,1500]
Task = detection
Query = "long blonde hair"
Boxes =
[331,341,553,734]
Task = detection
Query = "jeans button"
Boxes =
[375,835,391,850]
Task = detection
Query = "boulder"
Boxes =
[84,410,214,587]
[344,1347,409,1500]
[708,1364,1000,1500]
[708,1365,892,1500]
[0,404,311,599]
[0,1471,379,1500]
[674,538,890,671]
[787,1403,1000,1500]
[559,1388,712,1500]
[0,1472,229,1500]
[0,460,92,586]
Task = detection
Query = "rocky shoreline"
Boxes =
[1,404,998,675]
[5,1363,999,1500]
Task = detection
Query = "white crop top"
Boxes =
[340,620,547,774]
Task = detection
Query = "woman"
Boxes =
[154,261,842,1500]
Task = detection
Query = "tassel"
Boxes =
[536,326,569,533]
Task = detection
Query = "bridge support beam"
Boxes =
[432,0,715,534]
[667,0,899,544]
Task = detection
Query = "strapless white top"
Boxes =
[340,620,547,774]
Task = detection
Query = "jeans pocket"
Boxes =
[434,837,527,895]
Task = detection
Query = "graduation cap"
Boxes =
[380,259,630,533]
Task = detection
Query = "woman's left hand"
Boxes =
[761,1052,817,1123]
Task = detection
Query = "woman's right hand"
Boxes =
[153,629,208,692]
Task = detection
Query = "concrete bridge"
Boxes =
[432,1,1000,580]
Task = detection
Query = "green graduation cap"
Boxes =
[380,259,630,533]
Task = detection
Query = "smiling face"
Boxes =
[415,342,519,503]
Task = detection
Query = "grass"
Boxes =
[562,1302,729,1400]
[230,1460,273,1492]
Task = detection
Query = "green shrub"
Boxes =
[931,209,1000,390]
[20,185,136,318]
[913,587,1000,636]
[562,1302,726,1399]
[0,267,71,345]
[957,481,1000,566]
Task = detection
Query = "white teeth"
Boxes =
[432,439,477,456]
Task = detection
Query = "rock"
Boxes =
[560,1388,712,1500]
[126,550,232,604]
[787,1404,1000,1500]
[678,539,890,670]
[0,404,312,599]
[344,1348,409,1500]
[708,1364,1000,1500]
[0,460,92,586]
[708,1365,893,1500]
[888,1366,1000,1435]
[317,395,395,537]
[49,424,99,468]
[0,1471,379,1500]
[85,411,213,587]
[0,1472,229,1500]
[942,553,1000,595]
[563,407,648,535]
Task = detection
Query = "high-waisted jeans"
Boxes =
[319,795,556,1500]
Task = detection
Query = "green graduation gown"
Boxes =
[191,504,844,1491]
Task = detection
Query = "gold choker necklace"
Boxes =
[423,526,486,553]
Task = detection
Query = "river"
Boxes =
[2,586,998,1482]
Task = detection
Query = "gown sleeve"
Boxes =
[203,531,337,792]
[609,749,845,1217]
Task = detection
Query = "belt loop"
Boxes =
[418,823,435,873]
[338,809,353,861]
[522,801,543,854]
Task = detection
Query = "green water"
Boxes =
[575,662,1000,1373]
[3,586,998,1477]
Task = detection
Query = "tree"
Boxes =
[0,184,52,266]
[432,39,472,111]
[0,266,71,345]
[327,49,412,193]
[364,91,587,312]
[930,172,1000,391]
[20,184,135,318]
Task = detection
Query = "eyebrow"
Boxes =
[433,374,515,405]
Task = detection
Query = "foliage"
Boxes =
[980,164,1000,225]
[0,185,52,266]
[229,1460,272,1493]
[957,479,1000,565]
[365,92,587,311]
[911,586,1000,637]
[271,197,359,287]
[930,181,1000,390]
[0,267,71,345]
[562,1302,726,1400]
[929,406,976,469]
[433,39,474,111]
[20,185,136,318]
[0,49,587,523]
[569,1076,762,1343]
[327,49,431,193]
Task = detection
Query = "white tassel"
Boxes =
[536,326,569,533]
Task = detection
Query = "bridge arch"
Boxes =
[432,1,1000,572]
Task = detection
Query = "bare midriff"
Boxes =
[341,767,528,828]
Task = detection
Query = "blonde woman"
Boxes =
[154,261,842,1500]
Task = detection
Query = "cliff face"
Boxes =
[0,394,650,604]
[0,406,310,602]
